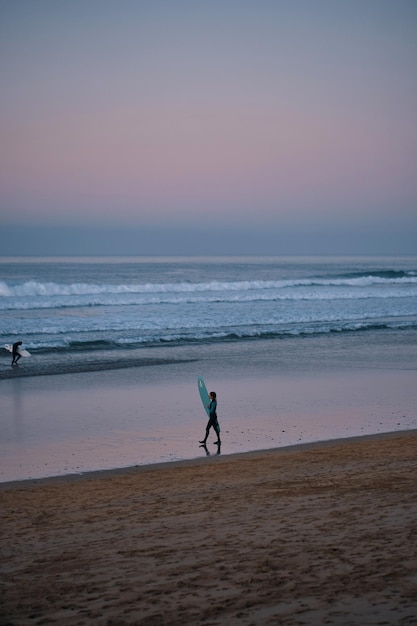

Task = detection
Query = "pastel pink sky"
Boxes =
[1,1,416,254]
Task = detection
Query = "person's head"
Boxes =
[209,391,216,399]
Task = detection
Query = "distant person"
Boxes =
[200,391,221,447]
[12,340,23,366]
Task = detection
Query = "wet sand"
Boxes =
[1,430,417,625]
[2,365,416,483]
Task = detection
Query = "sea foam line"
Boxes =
[1,274,417,298]
[0,290,416,311]
[5,318,417,353]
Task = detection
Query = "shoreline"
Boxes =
[2,429,417,625]
[2,322,417,382]
[1,428,416,490]
[2,326,416,485]
[2,362,416,484]
[0,356,198,380]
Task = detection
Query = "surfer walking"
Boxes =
[11,340,23,366]
[200,391,221,447]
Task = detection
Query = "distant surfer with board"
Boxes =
[199,391,221,447]
[11,341,23,366]
[4,341,31,365]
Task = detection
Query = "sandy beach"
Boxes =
[1,430,417,625]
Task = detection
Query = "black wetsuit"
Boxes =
[204,399,221,442]
[12,341,22,365]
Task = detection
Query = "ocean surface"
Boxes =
[1,256,417,481]
[1,255,416,374]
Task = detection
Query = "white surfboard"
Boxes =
[4,344,31,357]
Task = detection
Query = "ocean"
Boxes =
[1,255,417,481]
[1,255,416,374]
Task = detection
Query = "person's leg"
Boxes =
[213,421,221,444]
[199,420,211,444]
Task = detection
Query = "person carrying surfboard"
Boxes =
[11,341,23,366]
[199,391,221,447]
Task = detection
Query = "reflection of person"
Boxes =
[12,340,23,366]
[200,391,221,446]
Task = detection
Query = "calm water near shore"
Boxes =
[1,333,416,482]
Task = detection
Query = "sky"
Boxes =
[0,0,416,256]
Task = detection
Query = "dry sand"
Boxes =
[1,431,417,626]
